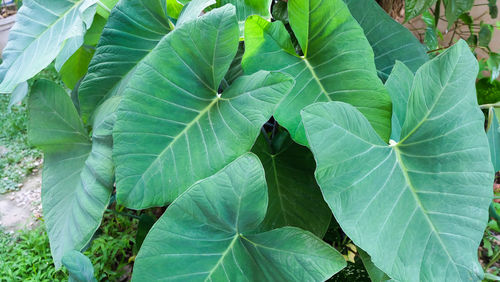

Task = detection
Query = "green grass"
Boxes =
[0,64,64,193]
[0,211,137,282]
[0,91,41,193]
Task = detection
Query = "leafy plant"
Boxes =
[0,0,496,280]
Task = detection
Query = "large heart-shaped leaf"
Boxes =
[251,130,331,237]
[113,5,293,209]
[0,0,96,93]
[78,0,173,120]
[242,0,391,145]
[28,80,116,268]
[133,153,346,281]
[302,41,493,281]
[345,0,428,81]
[385,61,414,141]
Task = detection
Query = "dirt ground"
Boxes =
[0,171,42,232]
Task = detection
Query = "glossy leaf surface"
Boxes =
[302,41,493,281]
[133,153,346,281]
[243,0,391,145]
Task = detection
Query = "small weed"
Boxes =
[0,210,137,281]
[0,225,67,281]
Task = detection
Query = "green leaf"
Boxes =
[62,251,97,282]
[272,0,288,24]
[487,107,500,172]
[28,80,116,268]
[166,0,185,19]
[251,130,331,237]
[96,0,118,18]
[242,0,392,146]
[479,22,494,47]
[358,249,390,282]
[0,0,96,93]
[405,0,436,21]
[216,0,271,36]
[385,61,414,142]
[134,214,156,254]
[302,41,493,281]
[133,153,346,281]
[60,46,95,90]
[443,0,474,27]
[176,0,215,27]
[7,81,28,111]
[223,42,244,87]
[113,5,293,209]
[489,0,498,18]
[345,0,428,80]
[488,53,500,82]
[78,0,173,120]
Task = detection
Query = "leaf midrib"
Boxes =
[302,56,332,102]
[392,146,461,276]
[128,96,221,194]
[204,234,239,281]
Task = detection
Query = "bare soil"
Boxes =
[0,171,42,232]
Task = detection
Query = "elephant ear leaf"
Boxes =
[243,0,391,145]
[251,130,331,237]
[302,40,493,281]
[133,153,346,281]
[113,5,293,209]
[28,80,116,268]
[0,0,96,93]
[78,0,173,120]
[345,0,428,81]
[62,251,97,282]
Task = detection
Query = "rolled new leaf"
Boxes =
[113,5,293,209]
[243,0,392,145]
[28,80,116,268]
[302,40,493,281]
[133,153,346,281]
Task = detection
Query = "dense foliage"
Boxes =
[1,0,499,280]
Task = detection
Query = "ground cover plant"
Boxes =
[1,0,499,280]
